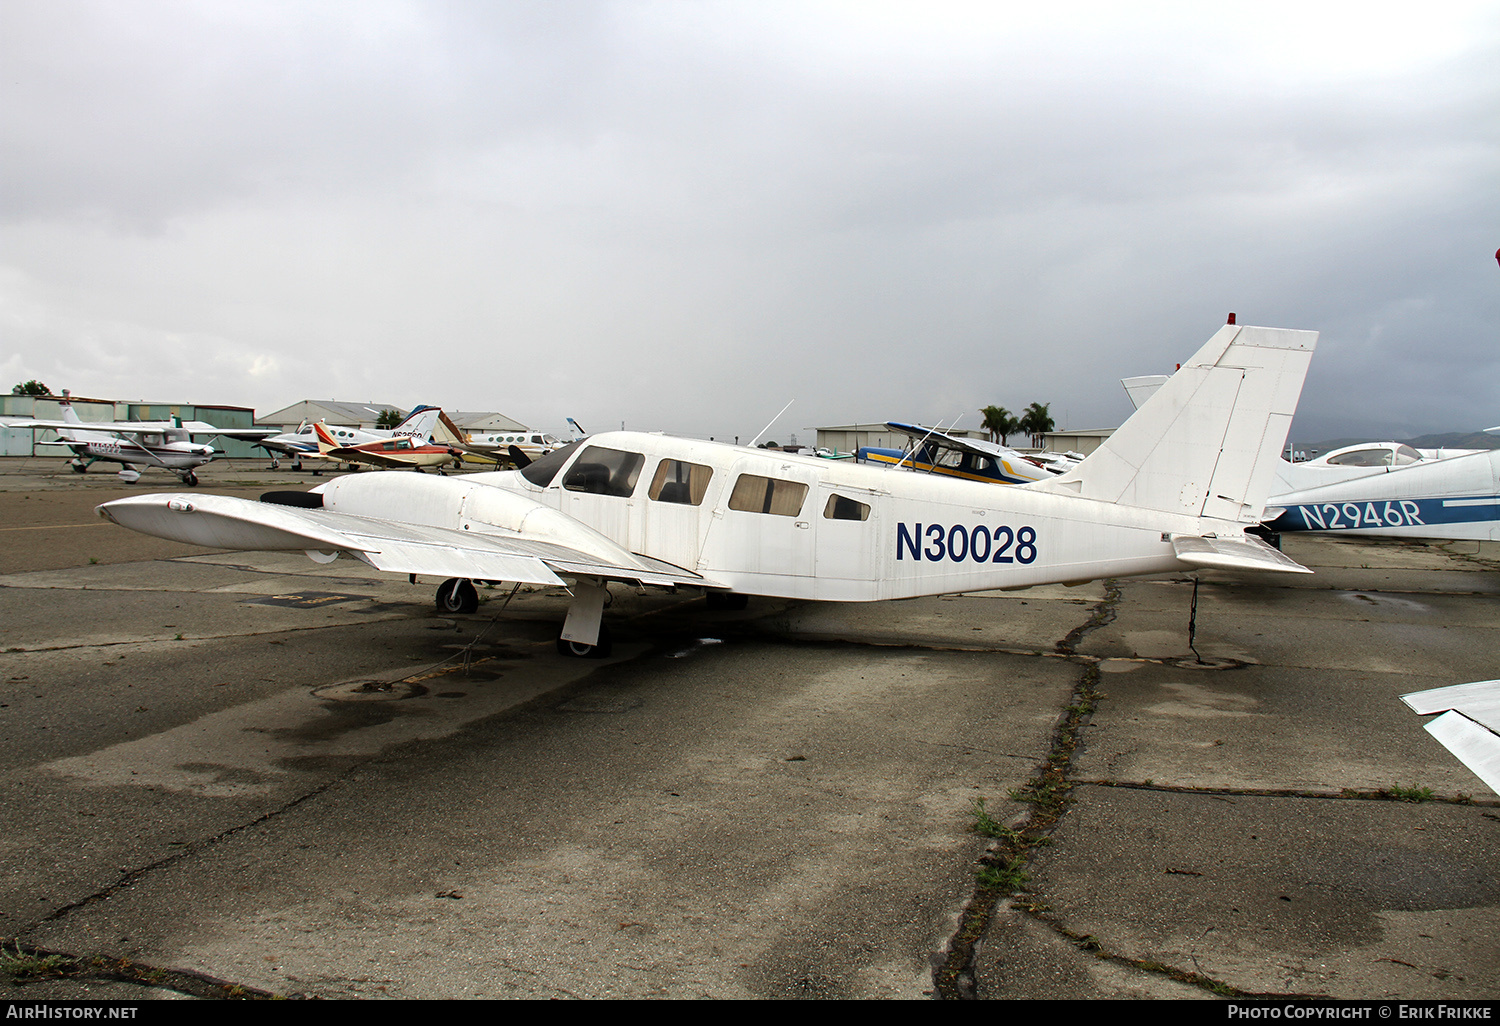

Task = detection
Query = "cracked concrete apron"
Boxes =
[2,527,1497,999]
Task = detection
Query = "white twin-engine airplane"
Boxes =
[99,323,1317,656]
[3,395,273,485]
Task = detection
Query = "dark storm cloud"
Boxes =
[2,2,1496,442]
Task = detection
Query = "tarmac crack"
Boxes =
[1,939,287,999]
[932,581,1121,1000]
[8,774,354,999]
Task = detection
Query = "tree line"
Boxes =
[980,403,1055,448]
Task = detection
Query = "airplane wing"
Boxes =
[323,448,422,468]
[0,417,158,433]
[179,422,279,440]
[97,493,719,592]
[1401,680,1500,794]
[886,421,1007,460]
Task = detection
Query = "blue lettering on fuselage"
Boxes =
[1270,496,1500,532]
[897,523,1038,564]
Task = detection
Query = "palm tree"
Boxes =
[1019,402,1055,448]
[980,405,1020,446]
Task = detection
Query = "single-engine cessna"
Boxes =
[2,395,273,485]
[99,322,1317,656]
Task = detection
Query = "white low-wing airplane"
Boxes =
[2,395,274,485]
[1263,442,1500,542]
[98,323,1316,656]
[254,406,456,471]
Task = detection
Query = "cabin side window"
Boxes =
[563,445,645,497]
[728,474,808,517]
[822,493,870,521]
[648,459,714,505]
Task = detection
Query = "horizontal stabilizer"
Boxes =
[1402,680,1500,794]
[1168,533,1312,574]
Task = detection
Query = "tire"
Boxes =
[184,471,199,487]
[555,622,612,658]
[435,578,479,614]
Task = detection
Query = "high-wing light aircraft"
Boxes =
[1,396,273,484]
[1402,680,1500,795]
[857,422,1082,484]
[99,322,1317,656]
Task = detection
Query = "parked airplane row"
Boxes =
[2,402,568,481]
[0,394,276,485]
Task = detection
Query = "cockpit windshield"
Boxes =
[519,440,583,486]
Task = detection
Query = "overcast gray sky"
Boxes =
[3,1,1497,444]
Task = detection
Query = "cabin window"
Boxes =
[822,493,870,521]
[1394,445,1422,465]
[563,445,645,497]
[728,474,808,517]
[520,440,582,486]
[648,459,713,505]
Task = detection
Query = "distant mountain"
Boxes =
[1289,431,1500,457]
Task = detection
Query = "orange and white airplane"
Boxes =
[310,407,464,473]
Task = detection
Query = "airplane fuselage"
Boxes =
[313,431,1212,601]
[1266,449,1500,542]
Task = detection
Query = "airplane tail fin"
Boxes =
[395,406,441,441]
[58,394,83,425]
[1030,323,1316,524]
[313,422,338,454]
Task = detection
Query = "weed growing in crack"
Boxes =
[970,797,1020,842]
[1385,783,1435,802]
[1,940,72,980]
[977,856,1030,892]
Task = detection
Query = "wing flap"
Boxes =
[355,540,563,585]
[1168,532,1312,574]
[1421,712,1500,795]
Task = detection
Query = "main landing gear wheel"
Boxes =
[556,623,612,659]
[183,471,199,487]
[71,461,87,474]
[435,577,479,614]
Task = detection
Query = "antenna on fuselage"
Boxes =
[748,399,795,448]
